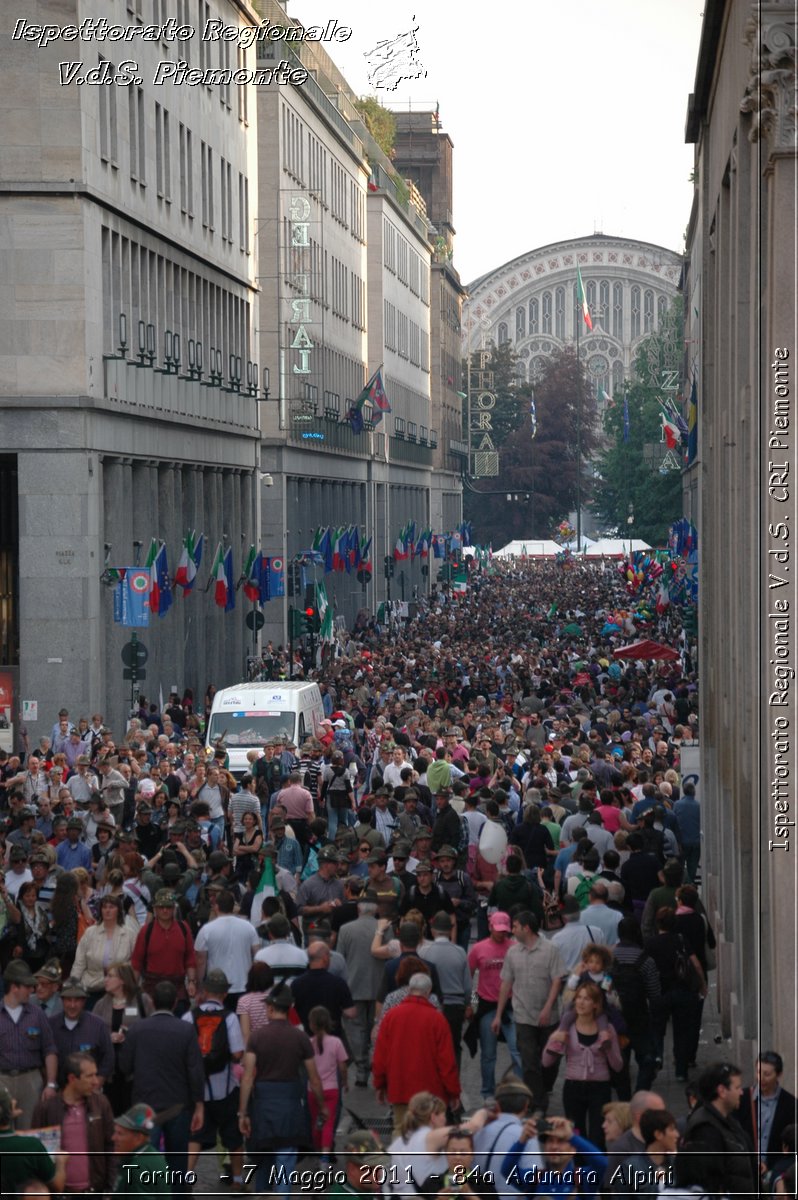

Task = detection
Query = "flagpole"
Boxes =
[575,297,582,554]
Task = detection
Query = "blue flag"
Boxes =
[113,568,151,627]
[268,556,285,597]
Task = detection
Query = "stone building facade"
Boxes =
[684,0,797,1084]
[0,0,262,739]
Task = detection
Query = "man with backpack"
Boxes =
[182,970,246,1191]
[130,889,198,1011]
[610,918,661,1096]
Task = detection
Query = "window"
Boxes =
[198,0,210,71]
[631,286,641,338]
[127,0,143,18]
[612,360,624,394]
[644,289,654,333]
[98,58,118,165]
[586,279,596,320]
[384,300,396,350]
[541,292,552,334]
[657,295,668,328]
[176,0,190,60]
[407,421,418,441]
[155,103,171,201]
[179,124,193,216]
[237,48,248,122]
[612,282,623,339]
[219,36,231,108]
[497,321,509,344]
[555,287,565,340]
[516,306,525,338]
[220,158,232,242]
[599,280,610,331]
[128,86,145,184]
[201,141,214,230]
[528,297,539,334]
[238,173,249,252]
[394,417,406,437]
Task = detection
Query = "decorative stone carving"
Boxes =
[740,3,797,147]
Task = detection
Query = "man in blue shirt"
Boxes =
[55,818,92,871]
[673,783,701,882]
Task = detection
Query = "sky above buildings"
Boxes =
[292,0,706,285]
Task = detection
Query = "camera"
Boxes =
[536,1119,554,1135]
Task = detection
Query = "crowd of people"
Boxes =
[0,560,793,1198]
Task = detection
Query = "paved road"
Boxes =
[190,977,727,1195]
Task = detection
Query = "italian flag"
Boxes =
[576,264,593,331]
[249,854,277,928]
[242,545,260,603]
[174,532,197,592]
[211,542,227,607]
[145,538,160,614]
[661,414,681,449]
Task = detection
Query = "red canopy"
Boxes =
[613,639,680,661]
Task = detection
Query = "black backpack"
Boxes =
[611,951,650,1032]
[326,771,351,810]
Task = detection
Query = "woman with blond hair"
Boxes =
[387,1090,488,1195]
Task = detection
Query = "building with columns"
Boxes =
[684,0,796,1085]
[0,0,262,739]
[463,235,683,409]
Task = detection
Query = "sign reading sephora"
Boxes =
[469,352,499,476]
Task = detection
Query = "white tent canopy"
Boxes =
[494,539,564,558]
[584,537,652,556]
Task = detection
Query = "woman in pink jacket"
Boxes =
[542,980,623,1148]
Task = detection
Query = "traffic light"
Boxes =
[682,606,698,636]
[384,554,394,579]
[289,606,310,638]
[305,605,321,634]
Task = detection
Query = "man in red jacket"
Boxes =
[371,973,461,1135]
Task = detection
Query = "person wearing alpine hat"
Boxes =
[112,1103,171,1198]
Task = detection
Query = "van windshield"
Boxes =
[207,711,296,748]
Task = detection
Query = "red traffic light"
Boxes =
[305,607,315,617]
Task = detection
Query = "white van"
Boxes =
[205,681,325,776]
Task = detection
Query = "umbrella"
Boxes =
[601,622,621,635]
[613,639,680,661]
[563,622,582,635]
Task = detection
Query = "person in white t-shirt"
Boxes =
[193,892,260,1001]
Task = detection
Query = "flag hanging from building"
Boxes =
[174,532,199,593]
[576,264,593,331]
[223,547,235,612]
[660,414,681,450]
[210,543,227,608]
[113,568,151,627]
[267,556,285,597]
[243,546,261,603]
[686,377,698,463]
[145,540,172,617]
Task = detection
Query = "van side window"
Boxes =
[298,715,306,742]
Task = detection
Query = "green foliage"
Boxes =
[463,345,600,548]
[592,301,685,544]
[393,175,410,208]
[355,97,396,157]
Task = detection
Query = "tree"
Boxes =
[592,302,685,544]
[355,98,396,157]
[463,346,599,548]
